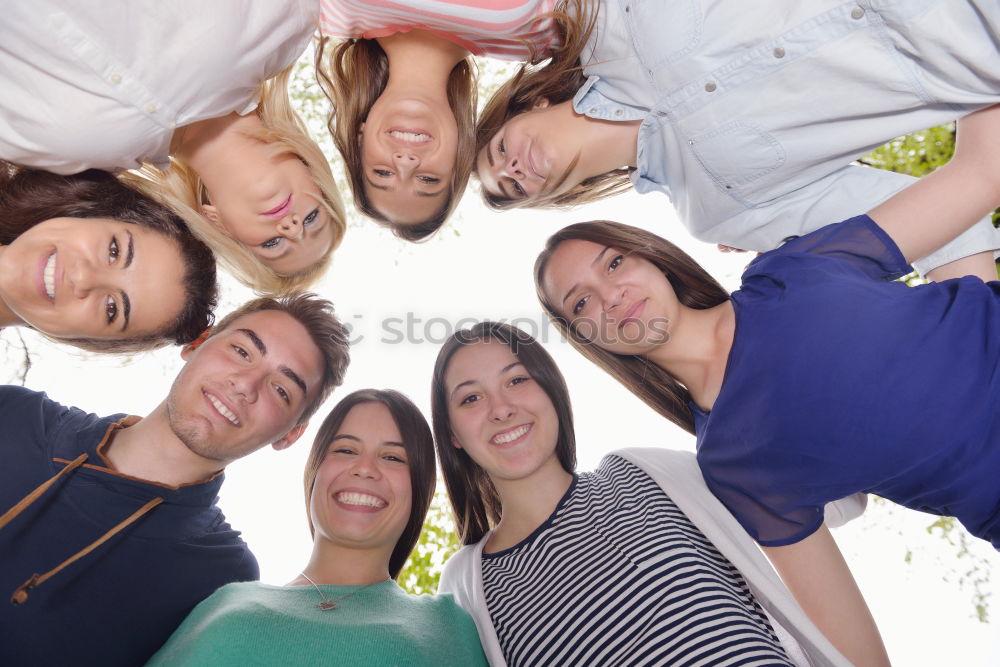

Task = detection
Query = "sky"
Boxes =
[3,57,999,666]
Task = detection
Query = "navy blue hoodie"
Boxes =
[0,386,259,665]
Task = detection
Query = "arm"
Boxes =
[870,104,1000,266]
[763,526,890,667]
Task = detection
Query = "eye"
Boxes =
[508,375,531,388]
[511,180,526,198]
[608,254,624,272]
[108,236,120,264]
[497,138,506,157]
[373,168,393,177]
[458,393,481,407]
[273,384,290,404]
[572,295,589,316]
[417,175,441,185]
[231,344,250,360]
[260,237,282,249]
[383,452,408,464]
[329,445,356,456]
[303,207,320,227]
[105,295,118,324]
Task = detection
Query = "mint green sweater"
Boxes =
[147,580,487,666]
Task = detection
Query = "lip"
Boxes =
[525,141,544,180]
[490,422,533,448]
[263,195,292,218]
[333,487,388,513]
[37,249,56,303]
[203,390,241,427]
[619,299,646,329]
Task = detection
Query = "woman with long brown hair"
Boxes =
[476,0,1000,282]
[534,105,1000,593]
[150,389,487,665]
[433,322,883,666]
[315,0,562,241]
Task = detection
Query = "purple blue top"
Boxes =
[695,215,1000,548]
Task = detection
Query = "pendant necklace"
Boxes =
[299,571,384,611]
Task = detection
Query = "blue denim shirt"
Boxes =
[574,0,1000,272]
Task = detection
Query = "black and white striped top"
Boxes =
[481,455,792,666]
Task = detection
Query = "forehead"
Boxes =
[336,402,401,441]
[214,309,324,389]
[445,339,519,388]
[542,239,607,295]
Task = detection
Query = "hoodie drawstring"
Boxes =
[1,452,164,605]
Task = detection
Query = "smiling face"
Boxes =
[360,95,458,224]
[309,401,413,558]
[542,239,676,356]
[444,340,561,483]
[0,217,186,342]
[476,99,583,203]
[203,151,336,276]
[165,309,324,463]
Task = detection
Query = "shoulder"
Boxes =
[0,385,109,446]
[439,542,481,594]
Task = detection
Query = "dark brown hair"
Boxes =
[304,388,435,579]
[431,321,576,545]
[209,293,351,425]
[535,221,730,433]
[315,36,476,241]
[474,0,632,211]
[0,164,217,353]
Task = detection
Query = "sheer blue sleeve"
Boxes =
[748,215,913,282]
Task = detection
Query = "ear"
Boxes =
[200,204,223,229]
[357,122,365,145]
[272,422,308,451]
[450,433,463,450]
[531,97,550,110]
[181,327,213,360]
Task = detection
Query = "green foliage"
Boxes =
[398,490,462,595]
[860,123,956,178]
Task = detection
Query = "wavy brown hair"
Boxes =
[431,322,576,545]
[535,221,730,434]
[0,163,218,353]
[304,389,435,579]
[315,35,476,241]
[474,0,632,211]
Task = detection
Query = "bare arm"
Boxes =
[763,525,890,667]
[870,104,1000,266]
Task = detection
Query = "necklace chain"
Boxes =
[299,571,384,611]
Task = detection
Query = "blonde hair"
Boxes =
[315,35,476,241]
[128,67,346,295]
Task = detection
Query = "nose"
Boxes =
[489,399,515,423]
[227,371,259,405]
[392,152,420,179]
[500,155,526,181]
[68,259,101,298]
[350,451,380,479]
[278,214,304,241]
[601,284,625,312]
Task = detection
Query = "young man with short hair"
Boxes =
[0,293,350,666]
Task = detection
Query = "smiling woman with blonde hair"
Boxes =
[2,0,345,294]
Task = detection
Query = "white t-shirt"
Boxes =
[0,0,318,173]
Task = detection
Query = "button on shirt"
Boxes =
[575,0,1000,272]
[0,0,318,174]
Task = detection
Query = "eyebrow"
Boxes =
[236,327,309,397]
[124,230,135,269]
[332,434,405,448]
[449,361,525,400]
[561,246,610,306]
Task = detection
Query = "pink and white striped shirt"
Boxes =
[319,0,559,60]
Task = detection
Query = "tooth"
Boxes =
[337,492,386,508]
[208,395,240,426]
[494,425,529,444]
[43,253,56,300]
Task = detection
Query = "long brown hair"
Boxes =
[315,36,476,241]
[0,163,218,353]
[304,389,435,579]
[474,0,632,211]
[535,221,730,433]
[431,322,576,545]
